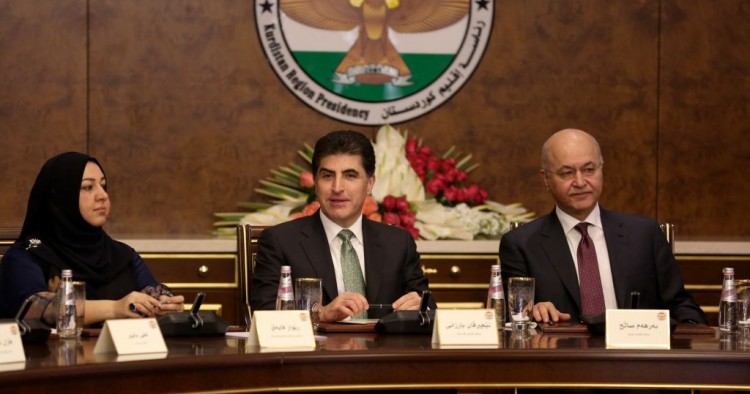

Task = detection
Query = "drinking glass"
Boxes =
[72,281,86,338]
[295,278,322,330]
[508,277,535,331]
[737,279,750,335]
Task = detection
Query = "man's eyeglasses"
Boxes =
[546,162,603,181]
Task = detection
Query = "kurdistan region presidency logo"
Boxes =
[255,0,493,125]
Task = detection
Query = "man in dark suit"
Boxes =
[500,128,705,324]
[250,130,432,322]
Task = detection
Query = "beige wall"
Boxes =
[1,0,748,238]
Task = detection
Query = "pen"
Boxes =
[367,304,393,309]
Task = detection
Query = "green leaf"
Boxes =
[290,163,308,173]
[213,220,240,226]
[456,154,473,170]
[441,146,456,159]
[463,163,479,173]
[257,180,307,198]
[237,202,272,210]
[213,212,247,220]
[278,166,302,178]
[298,145,314,163]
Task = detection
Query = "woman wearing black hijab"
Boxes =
[0,152,184,323]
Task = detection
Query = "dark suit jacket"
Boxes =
[499,208,706,323]
[250,212,434,312]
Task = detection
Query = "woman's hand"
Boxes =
[156,295,185,315]
[117,291,162,318]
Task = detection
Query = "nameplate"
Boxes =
[0,323,25,365]
[93,319,168,355]
[431,309,499,348]
[247,310,315,350]
[605,309,670,349]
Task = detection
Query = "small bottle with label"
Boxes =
[718,267,738,333]
[486,264,505,330]
[275,265,295,310]
[56,269,77,339]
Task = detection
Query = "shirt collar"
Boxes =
[319,211,364,244]
[556,204,602,234]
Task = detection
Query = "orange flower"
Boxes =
[290,201,321,220]
[302,200,321,215]
[367,212,382,222]
[299,171,314,188]
[361,196,379,216]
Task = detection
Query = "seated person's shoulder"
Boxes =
[111,239,137,254]
[2,242,34,263]
[368,218,413,239]
[261,217,305,238]
[501,215,545,242]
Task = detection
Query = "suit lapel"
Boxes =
[541,211,582,311]
[362,219,384,302]
[601,209,629,308]
[299,215,339,302]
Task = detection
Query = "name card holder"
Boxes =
[247,310,315,351]
[0,322,26,366]
[431,309,499,348]
[605,309,670,349]
[94,318,168,355]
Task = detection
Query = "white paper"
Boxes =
[606,309,671,349]
[431,309,500,348]
[0,323,26,365]
[94,318,168,355]
[247,310,316,350]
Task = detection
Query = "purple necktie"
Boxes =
[575,222,605,316]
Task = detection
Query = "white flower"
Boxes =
[413,200,474,240]
[371,125,425,202]
[240,199,306,226]
[413,200,533,240]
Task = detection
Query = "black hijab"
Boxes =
[19,152,135,300]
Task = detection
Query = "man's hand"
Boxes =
[319,292,368,322]
[532,301,571,323]
[392,291,421,311]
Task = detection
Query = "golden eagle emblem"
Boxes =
[280,0,470,85]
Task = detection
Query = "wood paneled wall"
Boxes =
[1,0,748,238]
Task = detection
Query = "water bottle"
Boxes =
[486,264,505,330]
[718,267,738,333]
[56,269,77,339]
[275,265,295,310]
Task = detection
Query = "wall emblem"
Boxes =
[255,0,493,125]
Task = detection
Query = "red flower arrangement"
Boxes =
[405,137,489,206]
[380,195,419,240]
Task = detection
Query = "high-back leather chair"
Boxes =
[236,224,268,326]
[0,227,20,260]
[660,222,675,254]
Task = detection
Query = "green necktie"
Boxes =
[338,229,367,319]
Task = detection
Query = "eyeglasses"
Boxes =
[546,162,603,182]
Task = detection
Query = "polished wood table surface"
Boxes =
[1,327,750,393]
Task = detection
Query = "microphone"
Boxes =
[374,291,436,335]
[629,291,640,309]
[12,296,51,344]
[157,293,229,337]
[189,292,206,328]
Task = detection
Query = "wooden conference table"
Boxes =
[1,326,749,393]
